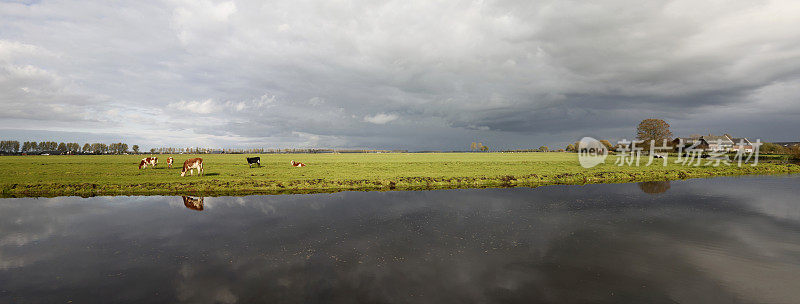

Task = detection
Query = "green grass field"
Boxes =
[1,152,798,197]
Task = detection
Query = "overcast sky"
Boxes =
[1,0,799,150]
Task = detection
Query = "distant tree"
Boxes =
[636,119,673,147]
[150,148,156,153]
[599,140,613,150]
[0,140,20,153]
[480,144,489,152]
[39,141,57,151]
[57,142,67,152]
[761,142,787,154]
[538,146,549,152]
[470,142,477,151]
[566,144,575,152]
[90,143,108,154]
[132,145,140,154]
[790,145,800,161]
[82,143,91,153]
[566,141,585,152]
[108,143,128,154]
[22,141,37,153]
[66,143,80,153]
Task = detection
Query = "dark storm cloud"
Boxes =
[1,0,799,149]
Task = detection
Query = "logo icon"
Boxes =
[578,137,608,168]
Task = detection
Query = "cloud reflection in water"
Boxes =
[1,175,799,303]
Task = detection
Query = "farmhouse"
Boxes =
[672,134,753,152]
[703,135,734,151]
[731,137,755,153]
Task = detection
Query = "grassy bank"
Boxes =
[1,152,798,197]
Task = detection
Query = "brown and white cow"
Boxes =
[181,158,204,176]
[139,157,158,169]
[167,157,174,168]
[182,196,204,211]
[290,160,306,167]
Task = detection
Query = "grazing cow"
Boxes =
[246,157,261,168]
[167,157,174,168]
[182,196,204,211]
[181,158,204,176]
[139,157,158,169]
[290,160,306,167]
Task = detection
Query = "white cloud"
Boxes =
[0,41,52,62]
[363,113,398,124]
[171,0,237,45]
[0,41,106,124]
[168,99,218,114]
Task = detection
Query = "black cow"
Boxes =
[246,157,261,168]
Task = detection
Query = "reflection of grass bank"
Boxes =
[2,153,799,197]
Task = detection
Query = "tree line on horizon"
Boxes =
[0,140,139,155]
[0,140,405,155]
[2,120,796,156]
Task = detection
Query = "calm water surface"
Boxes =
[2,175,800,303]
